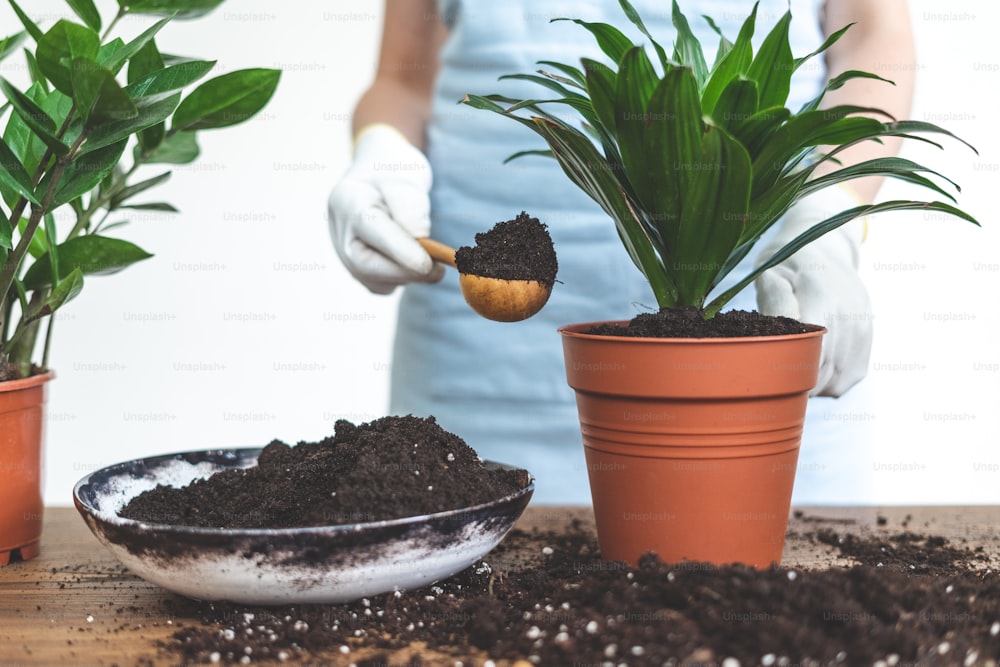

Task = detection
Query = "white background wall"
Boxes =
[0,1,996,506]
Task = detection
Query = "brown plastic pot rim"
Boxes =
[558,320,827,343]
[0,371,55,393]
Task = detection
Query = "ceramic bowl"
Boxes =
[73,447,533,605]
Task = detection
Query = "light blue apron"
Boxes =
[391,0,866,504]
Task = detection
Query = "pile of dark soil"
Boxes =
[454,211,558,285]
[160,521,1000,665]
[119,415,527,528]
[588,306,817,338]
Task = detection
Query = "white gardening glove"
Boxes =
[327,124,445,294]
[755,185,872,397]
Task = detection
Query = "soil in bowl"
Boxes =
[118,415,528,528]
[454,211,558,285]
[587,306,818,338]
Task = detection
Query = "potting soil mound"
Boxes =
[454,211,558,285]
[160,521,1000,665]
[588,306,817,338]
[118,415,527,528]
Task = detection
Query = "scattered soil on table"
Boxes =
[160,518,1000,665]
[587,306,818,338]
[119,415,526,528]
[454,211,558,285]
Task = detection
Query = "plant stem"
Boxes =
[101,8,128,43]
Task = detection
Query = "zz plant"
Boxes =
[464,0,978,318]
[0,0,280,378]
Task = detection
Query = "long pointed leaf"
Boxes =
[0,136,39,204]
[700,2,757,114]
[0,30,26,62]
[551,18,634,65]
[7,0,43,42]
[746,11,793,110]
[618,0,669,72]
[65,0,102,32]
[0,77,68,155]
[669,0,708,85]
[706,200,981,316]
[673,125,751,305]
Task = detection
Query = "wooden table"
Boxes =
[0,506,997,665]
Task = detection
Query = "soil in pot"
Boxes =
[157,514,1000,665]
[119,415,527,527]
[454,211,558,285]
[587,306,818,338]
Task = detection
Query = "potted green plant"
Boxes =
[464,0,978,567]
[0,0,280,564]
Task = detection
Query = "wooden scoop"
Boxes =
[418,238,552,322]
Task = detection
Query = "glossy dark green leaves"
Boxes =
[22,235,153,290]
[171,68,280,131]
[117,0,225,20]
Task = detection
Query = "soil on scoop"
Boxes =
[587,306,818,338]
[119,415,527,528]
[454,211,558,285]
[159,519,1000,665]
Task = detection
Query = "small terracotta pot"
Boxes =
[559,322,824,568]
[0,372,53,565]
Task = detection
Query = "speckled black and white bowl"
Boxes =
[73,448,533,605]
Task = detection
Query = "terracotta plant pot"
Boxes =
[559,322,825,568]
[0,372,53,565]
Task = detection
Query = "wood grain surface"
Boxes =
[0,506,997,666]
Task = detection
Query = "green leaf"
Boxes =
[127,37,164,84]
[672,125,751,306]
[582,58,618,136]
[670,0,709,87]
[117,0,225,19]
[706,200,980,317]
[711,78,758,134]
[498,72,585,101]
[794,22,852,74]
[65,0,102,32]
[36,19,101,96]
[536,60,587,88]
[7,0,43,42]
[643,67,703,246]
[109,170,171,208]
[0,30,27,62]
[120,201,178,212]
[25,268,84,323]
[0,136,39,204]
[143,128,199,163]
[172,68,280,131]
[552,18,634,65]
[125,60,215,100]
[613,47,658,205]
[42,139,127,208]
[528,116,674,306]
[102,16,172,73]
[70,57,139,126]
[80,92,179,155]
[700,2,757,115]
[3,83,48,180]
[619,0,670,72]
[745,11,793,110]
[96,38,125,71]
[22,48,47,88]
[798,69,894,114]
[0,77,69,156]
[22,235,153,289]
[18,216,48,259]
[0,207,10,250]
